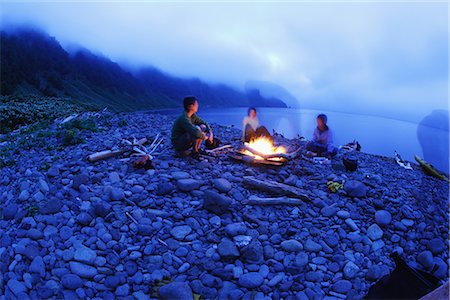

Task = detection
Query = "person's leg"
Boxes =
[323,147,338,158]
[173,133,195,155]
[315,145,328,157]
[305,141,314,152]
[193,138,203,153]
[306,141,328,156]
[244,124,256,142]
[255,126,273,141]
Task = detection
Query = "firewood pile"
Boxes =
[87,134,164,169]
[229,141,301,166]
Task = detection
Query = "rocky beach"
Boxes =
[0,110,448,299]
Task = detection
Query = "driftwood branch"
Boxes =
[206,144,233,153]
[230,153,284,166]
[87,149,128,162]
[245,195,305,205]
[242,213,264,227]
[241,144,301,160]
[88,136,165,163]
[243,176,310,201]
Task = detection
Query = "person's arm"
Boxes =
[312,128,319,142]
[192,114,211,133]
[242,117,248,140]
[192,114,212,141]
[181,117,204,139]
[326,130,335,152]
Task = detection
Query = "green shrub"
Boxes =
[61,128,85,146]
[24,204,39,217]
[118,119,128,127]
[0,94,99,133]
[0,144,15,167]
[63,116,98,132]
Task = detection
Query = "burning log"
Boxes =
[243,176,310,201]
[245,195,306,205]
[229,153,284,166]
[241,143,301,160]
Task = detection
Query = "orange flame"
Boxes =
[243,137,286,160]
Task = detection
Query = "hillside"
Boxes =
[0,28,287,113]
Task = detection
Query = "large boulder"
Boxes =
[61,274,83,290]
[72,174,89,190]
[177,179,200,192]
[375,210,392,226]
[344,180,367,198]
[2,204,18,220]
[240,240,264,263]
[69,262,97,278]
[217,238,240,259]
[428,238,446,255]
[73,244,97,265]
[170,225,192,240]
[238,272,264,288]
[203,190,233,215]
[213,178,232,193]
[281,239,303,252]
[367,224,383,241]
[159,282,193,300]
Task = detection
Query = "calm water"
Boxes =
[158,107,449,173]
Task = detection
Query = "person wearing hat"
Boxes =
[305,113,337,158]
[171,96,213,158]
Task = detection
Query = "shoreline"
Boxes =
[141,106,449,132]
[0,110,448,299]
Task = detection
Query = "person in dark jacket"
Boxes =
[171,96,213,157]
[305,114,337,158]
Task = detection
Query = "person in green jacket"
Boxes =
[171,96,213,157]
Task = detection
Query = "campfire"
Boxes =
[242,137,287,161]
[230,137,301,166]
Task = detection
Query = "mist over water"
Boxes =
[1,1,448,123]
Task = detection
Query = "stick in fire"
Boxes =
[241,143,302,160]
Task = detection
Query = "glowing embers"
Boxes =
[242,137,287,161]
[230,137,289,166]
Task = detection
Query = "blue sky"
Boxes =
[1,1,448,121]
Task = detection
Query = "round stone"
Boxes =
[170,225,192,240]
[332,280,352,293]
[375,210,392,226]
[61,274,83,290]
[280,239,303,252]
[60,226,73,241]
[238,272,264,288]
[213,178,232,193]
[417,251,434,269]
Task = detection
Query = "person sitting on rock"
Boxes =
[171,96,213,158]
[242,107,272,142]
[305,114,337,158]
